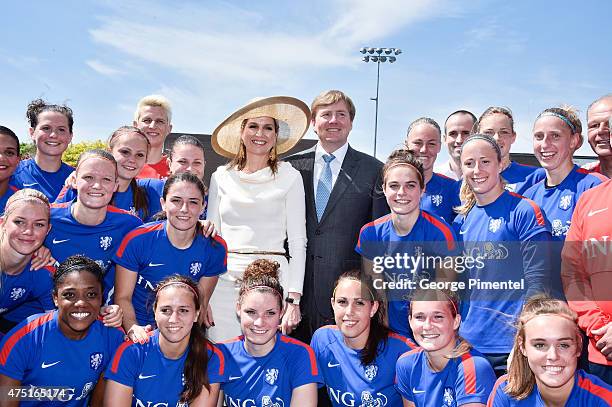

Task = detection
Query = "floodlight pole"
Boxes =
[372,60,381,157]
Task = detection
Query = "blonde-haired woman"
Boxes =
[207,97,309,340]
[488,295,612,406]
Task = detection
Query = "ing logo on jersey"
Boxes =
[488,218,503,233]
[75,382,94,401]
[359,391,387,407]
[261,396,284,407]
[551,219,570,237]
[99,236,113,251]
[10,287,26,301]
[265,368,278,385]
[431,194,443,207]
[443,386,455,406]
[558,194,573,210]
[364,364,378,381]
[90,353,103,370]
[189,262,202,276]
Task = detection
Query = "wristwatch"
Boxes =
[285,297,301,306]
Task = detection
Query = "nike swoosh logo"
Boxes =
[459,229,469,235]
[41,361,61,369]
[412,388,425,394]
[588,208,608,217]
[138,374,156,379]
[22,182,38,187]
[229,376,242,380]
[327,362,340,368]
[148,263,164,267]
[52,238,70,244]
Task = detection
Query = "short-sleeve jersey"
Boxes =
[113,221,227,326]
[46,201,143,304]
[453,191,550,353]
[501,162,546,195]
[106,330,231,406]
[219,333,322,405]
[396,347,496,406]
[311,325,416,406]
[0,184,19,215]
[523,165,606,241]
[488,370,612,406]
[0,263,55,324]
[55,179,162,222]
[356,211,457,337]
[0,311,124,406]
[136,155,169,180]
[11,159,74,200]
[421,173,461,223]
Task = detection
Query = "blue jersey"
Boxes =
[523,165,606,241]
[396,347,496,406]
[0,263,55,324]
[356,211,458,337]
[488,370,612,406]
[501,162,545,195]
[46,201,143,304]
[105,330,232,406]
[55,179,162,222]
[113,221,227,326]
[0,311,124,406]
[219,333,323,405]
[421,173,461,223]
[0,184,19,215]
[11,159,74,200]
[311,325,416,407]
[453,191,551,353]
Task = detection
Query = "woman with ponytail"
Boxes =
[488,295,612,406]
[396,289,495,406]
[219,259,321,406]
[56,126,162,221]
[104,275,230,406]
[311,270,417,406]
[453,134,552,376]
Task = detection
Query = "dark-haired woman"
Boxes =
[311,271,417,406]
[12,99,75,200]
[0,126,21,215]
[114,173,227,343]
[396,289,496,407]
[104,275,232,406]
[0,255,125,406]
[356,148,458,338]
[219,259,321,406]
[44,150,143,308]
[56,126,162,222]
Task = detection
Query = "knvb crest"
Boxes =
[99,236,112,251]
[189,262,202,276]
[90,353,103,370]
[443,387,455,406]
[559,194,573,211]
[488,218,503,233]
[364,364,378,381]
[431,194,443,207]
[265,368,279,385]
[10,287,26,301]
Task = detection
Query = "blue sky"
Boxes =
[2,0,610,162]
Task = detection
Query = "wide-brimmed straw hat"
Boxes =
[212,96,311,158]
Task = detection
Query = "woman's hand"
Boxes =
[127,324,152,344]
[281,302,301,335]
[30,246,56,270]
[198,220,217,238]
[100,305,123,328]
[199,305,215,328]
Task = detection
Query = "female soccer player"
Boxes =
[0,255,125,406]
[524,107,606,240]
[12,99,75,200]
[207,96,309,340]
[56,126,162,222]
[356,148,458,338]
[219,259,321,406]
[45,150,143,305]
[475,106,545,194]
[396,289,496,406]
[104,275,231,406]
[0,126,21,215]
[311,271,417,406]
[488,295,612,406]
[454,134,551,375]
[114,172,227,342]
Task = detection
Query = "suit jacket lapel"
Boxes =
[303,151,317,225]
[319,145,360,224]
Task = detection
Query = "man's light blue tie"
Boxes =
[315,153,335,221]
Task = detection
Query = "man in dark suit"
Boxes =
[286,90,388,343]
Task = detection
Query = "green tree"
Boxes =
[18,140,106,166]
[19,143,36,159]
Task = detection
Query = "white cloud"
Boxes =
[86,59,124,76]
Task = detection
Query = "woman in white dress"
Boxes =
[207,96,309,341]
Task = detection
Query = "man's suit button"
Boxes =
[315,229,321,235]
